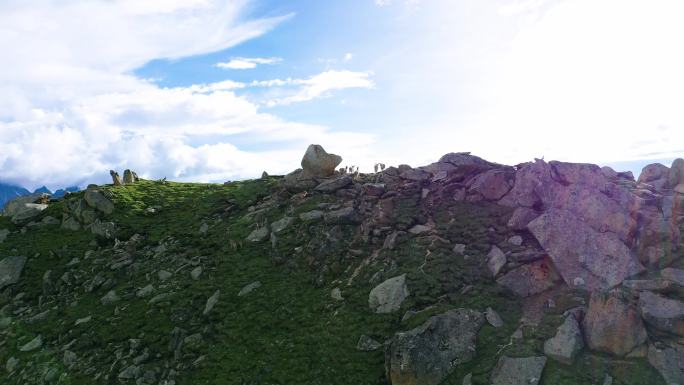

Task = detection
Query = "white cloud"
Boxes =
[215,57,283,70]
[262,70,375,106]
[344,53,353,62]
[0,1,373,190]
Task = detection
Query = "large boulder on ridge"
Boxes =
[528,209,644,290]
[369,274,409,314]
[385,309,484,385]
[0,255,27,290]
[301,144,342,178]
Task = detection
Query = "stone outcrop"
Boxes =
[110,170,122,186]
[583,290,647,356]
[123,169,139,184]
[385,309,484,385]
[84,189,115,215]
[490,356,547,385]
[544,315,584,364]
[638,291,684,336]
[0,255,27,290]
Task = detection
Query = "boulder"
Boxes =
[601,166,619,180]
[3,194,48,217]
[638,163,670,190]
[301,144,342,178]
[638,291,684,336]
[385,309,484,385]
[549,161,606,189]
[0,255,27,290]
[314,175,352,193]
[661,268,684,286]
[400,169,431,182]
[123,169,139,184]
[528,209,644,290]
[648,343,684,385]
[238,281,261,297]
[357,335,382,352]
[622,279,676,293]
[324,207,361,224]
[246,227,270,242]
[110,170,122,186]
[487,246,507,277]
[438,152,498,168]
[90,219,116,238]
[281,169,318,192]
[84,189,114,215]
[670,158,684,187]
[543,315,584,364]
[635,206,680,267]
[467,170,513,201]
[496,258,559,297]
[583,290,647,356]
[299,210,324,222]
[369,274,409,314]
[485,307,504,328]
[490,356,547,385]
[270,217,295,233]
[0,229,8,243]
[507,207,540,230]
[10,203,48,224]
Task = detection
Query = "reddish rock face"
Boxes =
[583,290,647,357]
[467,170,514,201]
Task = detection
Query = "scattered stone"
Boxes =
[203,290,220,315]
[110,170,122,186]
[0,229,8,243]
[271,217,295,233]
[246,227,270,242]
[356,335,382,352]
[468,169,513,200]
[301,144,342,178]
[199,222,209,236]
[61,216,81,231]
[496,259,560,297]
[100,290,120,306]
[363,183,386,196]
[507,207,540,230]
[158,270,173,282]
[74,316,92,326]
[238,281,261,297]
[5,357,18,373]
[638,291,684,336]
[507,235,523,246]
[661,268,684,286]
[602,374,613,385]
[19,335,43,352]
[90,219,116,238]
[331,287,343,301]
[453,243,466,255]
[490,356,546,385]
[324,206,361,224]
[543,315,584,364]
[118,364,141,380]
[136,284,154,298]
[385,309,485,385]
[123,169,139,184]
[485,307,504,328]
[462,373,472,385]
[63,350,77,367]
[583,290,647,356]
[407,224,431,235]
[190,266,203,280]
[487,246,506,277]
[299,210,324,222]
[0,255,27,290]
[368,274,409,314]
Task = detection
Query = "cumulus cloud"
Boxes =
[0,1,374,190]
[215,57,283,70]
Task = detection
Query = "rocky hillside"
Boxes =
[1,147,684,385]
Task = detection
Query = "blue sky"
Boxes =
[1,0,684,189]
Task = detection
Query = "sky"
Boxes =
[2,0,684,190]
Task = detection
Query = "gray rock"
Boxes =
[5,356,18,373]
[468,169,512,200]
[301,144,342,178]
[0,255,27,290]
[100,290,120,306]
[203,290,220,315]
[453,243,466,255]
[490,356,547,385]
[314,175,352,193]
[496,259,560,297]
[74,316,91,326]
[385,309,485,385]
[408,224,432,235]
[528,209,644,290]
[299,210,324,222]
[63,350,77,367]
[0,229,8,243]
[648,343,684,385]
[331,287,343,301]
[369,274,409,314]
[602,374,613,385]
[118,364,141,380]
[544,315,584,364]
[271,217,295,233]
[507,207,540,230]
[110,170,122,186]
[19,335,43,352]
[507,235,523,246]
[61,216,81,231]
[324,206,360,224]
[158,270,172,282]
[638,291,684,336]
[356,335,382,351]
[246,227,269,242]
[11,203,48,224]
[84,189,115,214]
[136,284,154,298]
[238,281,261,297]
[622,279,675,292]
[485,307,504,328]
[487,245,506,277]
[199,222,209,236]
[400,168,431,182]
[190,266,203,280]
[462,373,472,385]
[90,219,116,239]
[661,268,684,286]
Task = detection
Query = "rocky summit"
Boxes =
[1,145,684,385]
